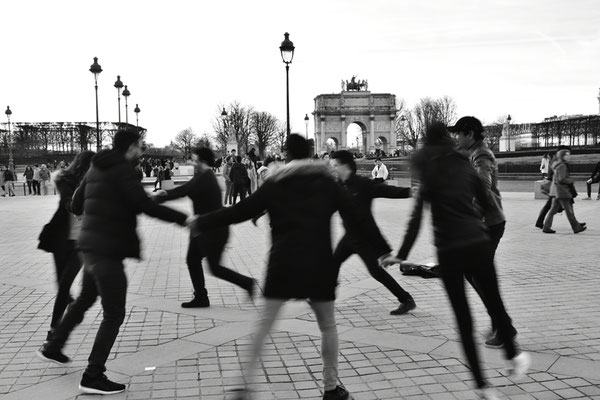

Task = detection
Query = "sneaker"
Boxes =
[323,385,352,400]
[542,229,556,234]
[390,297,416,315]
[574,225,587,234]
[79,373,126,395]
[181,296,210,308]
[475,386,501,400]
[485,330,517,349]
[506,352,531,380]
[36,348,71,365]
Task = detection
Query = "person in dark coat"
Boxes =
[153,147,255,307]
[37,129,189,395]
[229,155,248,204]
[330,150,415,315]
[38,150,95,344]
[192,135,392,400]
[383,123,530,400]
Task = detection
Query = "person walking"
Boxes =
[32,164,41,195]
[39,164,51,195]
[3,167,16,197]
[542,148,586,234]
[24,165,34,195]
[153,147,255,308]
[383,123,530,400]
[539,153,550,179]
[330,150,416,315]
[371,158,388,183]
[192,134,393,400]
[582,160,600,200]
[222,156,234,205]
[37,129,190,395]
[450,116,514,348]
[38,150,95,344]
[229,155,248,204]
[0,166,6,196]
[244,156,258,195]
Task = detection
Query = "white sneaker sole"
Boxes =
[506,352,532,379]
[78,384,125,395]
[35,350,70,365]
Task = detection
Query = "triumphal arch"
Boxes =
[313,77,397,155]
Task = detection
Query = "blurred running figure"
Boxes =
[153,147,255,307]
[193,135,392,400]
[330,150,415,315]
[383,123,530,400]
[450,116,515,348]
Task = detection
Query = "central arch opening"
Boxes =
[346,122,366,156]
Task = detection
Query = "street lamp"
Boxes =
[279,32,295,137]
[134,104,141,134]
[304,114,309,139]
[89,57,103,151]
[5,106,13,172]
[122,85,131,125]
[114,75,124,125]
[507,114,512,152]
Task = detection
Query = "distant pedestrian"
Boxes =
[32,164,41,195]
[24,165,34,195]
[229,155,248,204]
[539,153,550,179]
[0,166,5,196]
[2,167,15,197]
[582,160,600,200]
[39,164,51,195]
[371,158,388,183]
[542,148,586,234]
[37,129,190,395]
[222,156,234,205]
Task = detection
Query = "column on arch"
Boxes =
[389,114,397,153]
[320,116,326,154]
[340,115,346,149]
[370,115,375,153]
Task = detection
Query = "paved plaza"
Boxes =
[1,179,600,399]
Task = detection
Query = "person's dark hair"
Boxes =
[191,147,215,167]
[113,128,141,153]
[66,150,96,184]
[284,134,310,160]
[424,122,453,145]
[331,150,357,173]
[236,155,242,163]
[263,156,274,167]
[375,157,382,162]
[447,116,484,141]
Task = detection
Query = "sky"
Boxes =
[1,0,599,147]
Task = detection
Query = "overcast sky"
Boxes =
[1,0,599,147]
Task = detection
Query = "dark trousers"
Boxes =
[231,183,247,204]
[48,252,127,379]
[224,181,233,205]
[186,230,253,297]
[26,180,33,194]
[50,240,83,328]
[438,243,518,389]
[536,197,553,227]
[464,221,506,331]
[333,235,411,302]
[587,178,600,198]
[32,180,40,195]
[373,178,384,183]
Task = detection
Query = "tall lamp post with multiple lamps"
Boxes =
[134,104,141,135]
[5,106,13,172]
[279,32,295,137]
[114,75,124,125]
[122,85,131,125]
[89,57,103,151]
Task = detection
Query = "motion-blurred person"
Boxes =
[583,159,600,200]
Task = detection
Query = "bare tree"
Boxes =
[250,111,279,158]
[213,101,253,154]
[271,121,287,154]
[171,127,197,160]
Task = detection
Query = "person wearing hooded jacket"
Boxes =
[542,148,586,234]
[37,129,189,395]
[192,134,392,400]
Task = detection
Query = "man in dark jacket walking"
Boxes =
[153,147,255,308]
[229,155,248,204]
[37,129,189,395]
[193,135,392,400]
[330,150,415,315]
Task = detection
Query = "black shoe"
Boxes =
[534,223,543,229]
[390,297,416,315]
[79,374,126,395]
[36,348,70,365]
[574,225,587,234]
[542,229,556,234]
[181,297,210,308]
[323,385,352,400]
[485,330,517,349]
[229,388,251,400]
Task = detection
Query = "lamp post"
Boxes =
[114,75,124,125]
[304,114,309,139]
[279,32,295,137]
[134,104,140,134]
[5,106,13,172]
[507,114,512,152]
[122,85,131,125]
[89,57,102,151]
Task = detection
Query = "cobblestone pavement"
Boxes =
[1,180,600,399]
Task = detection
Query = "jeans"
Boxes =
[586,177,600,198]
[41,180,48,195]
[26,180,33,194]
[244,298,338,391]
[231,183,247,204]
[186,230,253,297]
[50,240,83,328]
[333,235,412,302]
[224,180,233,205]
[438,243,518,389]
[48,252,127,378]
[536,197,553,227]
[32,180,40,195]
[543,197,582,232]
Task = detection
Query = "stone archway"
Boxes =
[375,136,389,155]
[313,83,397,156]
[346,122,367,154]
